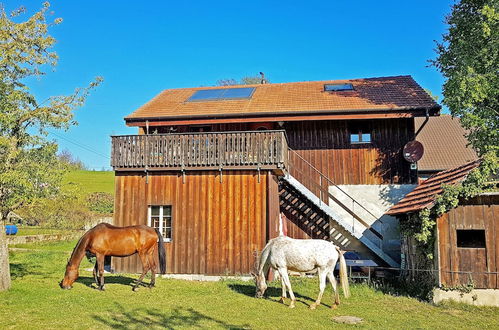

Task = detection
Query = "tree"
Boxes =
[0,2,101,291]
[216,73,269,86]
[58,149,87,170]
[432,0,499,156]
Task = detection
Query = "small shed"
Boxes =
[436,193,498,289]
[387,160,499,290]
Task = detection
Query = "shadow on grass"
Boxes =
[92,303,250,329]
[76,275,145,289]
[228,283,322,308]
[10,263,42,279]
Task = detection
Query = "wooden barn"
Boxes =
[387,160,499,290]
[110,75,441,275]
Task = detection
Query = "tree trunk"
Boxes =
[0,220,11,291]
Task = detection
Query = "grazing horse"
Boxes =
[253,236,350,309]
[60,223,166,291]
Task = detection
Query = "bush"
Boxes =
[86,192,114,214]
[18,193,94,229]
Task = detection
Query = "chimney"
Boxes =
[259,72,267,84]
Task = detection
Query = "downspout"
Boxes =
[414,108,429,138]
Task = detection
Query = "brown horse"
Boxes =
[60,223,166,291]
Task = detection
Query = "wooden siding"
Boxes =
[437,195,499,289]
[286,119,415,184]
[139,118,414,184]
[112,170,269,275]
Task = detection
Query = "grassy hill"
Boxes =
[63,170,114,195]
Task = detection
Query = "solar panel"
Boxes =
[188,89,225,101]
[324,83,354,91]
[222,87,255,99]
[188,87,255,101]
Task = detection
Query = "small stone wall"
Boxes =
[6,232,83,245]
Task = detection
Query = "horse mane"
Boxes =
[67,230,90,267]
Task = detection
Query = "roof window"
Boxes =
[324,83,354,92]
[188,87,255,102]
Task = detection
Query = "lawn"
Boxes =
[1,240,498,329]
[63,170,114,195]
[13,227,76,236]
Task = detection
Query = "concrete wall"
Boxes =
[433,288,499,307]
[329,184,416,262]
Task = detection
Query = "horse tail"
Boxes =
[336,246,350,298]
[257,240,273,275]
[155,229,166,274]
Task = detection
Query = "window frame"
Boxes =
[350,129,372,145]
[147,205,173,242]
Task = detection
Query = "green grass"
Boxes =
[14,227,74,236]
[63,170,114,195]
[1,240,498,329]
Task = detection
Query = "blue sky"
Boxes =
[6,0,454,170]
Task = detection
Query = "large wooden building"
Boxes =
[111,75,440,274]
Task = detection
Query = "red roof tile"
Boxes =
[386,160,481,215]
[415,115,478,172]
[125,75,440,122]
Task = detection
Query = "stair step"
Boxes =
[280,174,400,268]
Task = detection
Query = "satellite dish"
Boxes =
[403,140,424,163]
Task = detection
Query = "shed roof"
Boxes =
[386,159,481,215]
[415,115,478,172]
[125,75,440,124]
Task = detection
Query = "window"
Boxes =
[148,205,172,241]
[190,125,212,132]
[457,229,486,248]
[349,122,372,144]
[187,87,255,101]
[324,83,354,91]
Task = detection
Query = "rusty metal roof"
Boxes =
[125,75,440,122]
[415,115,478,172]
[386,159,481,215]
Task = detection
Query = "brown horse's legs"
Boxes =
[93,262,100,287]
[133,252,150,291]
[148,253,157,288]
[96,254,105,291]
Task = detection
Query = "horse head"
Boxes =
[252,272,267,298]
[60,266,78,289]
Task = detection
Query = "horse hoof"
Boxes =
[132,287,138,292]
[331,304,338,310]
[279,297,286,304]
[289,303,296,309]
[310,304,317,310]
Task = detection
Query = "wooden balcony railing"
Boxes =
[111,130,288,171]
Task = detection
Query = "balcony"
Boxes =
[111,130,288,171]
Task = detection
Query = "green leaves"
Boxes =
[432,0,499,155]
[0,3,101,219]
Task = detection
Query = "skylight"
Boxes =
[324,83,354,91]
[188,87,255,102]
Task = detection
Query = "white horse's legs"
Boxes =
[310,268,327,309]
[280,275,287,303]
[278,268,296,308]
[327,270,340,308]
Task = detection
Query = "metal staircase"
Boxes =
[280,149,400,267]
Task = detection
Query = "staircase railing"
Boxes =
[286,148,383,240]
